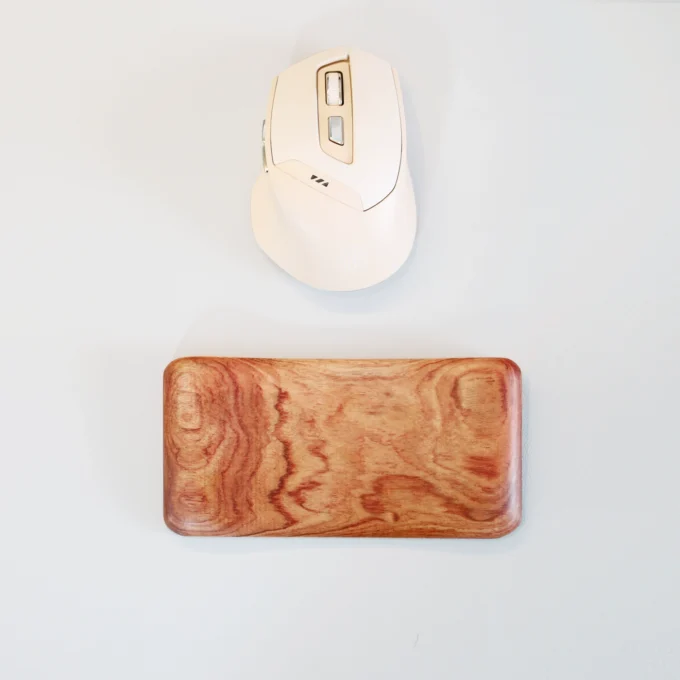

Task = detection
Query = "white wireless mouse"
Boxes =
[251,48,417,291]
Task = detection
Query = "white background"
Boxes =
[1,1,679,678]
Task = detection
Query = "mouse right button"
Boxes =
[347,49,402,210]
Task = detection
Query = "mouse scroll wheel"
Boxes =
[325,72,343,106]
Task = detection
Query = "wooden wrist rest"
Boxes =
[163,357,522,538]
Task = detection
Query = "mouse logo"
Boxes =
[310,174,329,187]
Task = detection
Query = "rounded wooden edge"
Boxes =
[487,357,522,539]
[163,509,196,537]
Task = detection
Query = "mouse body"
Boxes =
[251,47,416,291]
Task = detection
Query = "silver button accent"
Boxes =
[325,72,343,106]
[328,116,344,145]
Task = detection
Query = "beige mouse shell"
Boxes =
[251,47,417,292]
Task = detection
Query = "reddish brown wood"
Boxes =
[163,358,522,538]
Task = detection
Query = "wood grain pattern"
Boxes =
[163,358,522,538]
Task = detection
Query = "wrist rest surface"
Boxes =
[164,357,522,538]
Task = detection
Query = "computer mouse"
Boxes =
[251,47,417,291]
